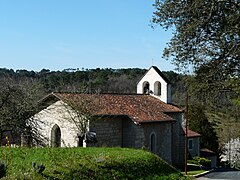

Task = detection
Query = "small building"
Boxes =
[201,148,217,168]
[183,128,201,158]
[183,128,217,168]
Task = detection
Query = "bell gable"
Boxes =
[137,66,172,103]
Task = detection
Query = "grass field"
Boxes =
[0,147,187,179]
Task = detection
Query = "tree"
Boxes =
[152,1,240,158]
[152,0,239,74]
[188,104,219,153]
[152,0,240,104]
[56,91,101,145]
[0,76,45,146]
[221,138,240,168]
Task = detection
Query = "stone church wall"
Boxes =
[141,122,172,164]
[168,112,185,167]
[34,100,79,147]
[122,117,144,148]
[87,116,123,147]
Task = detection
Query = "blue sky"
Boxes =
[0,0,175,71]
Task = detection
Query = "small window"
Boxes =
[150,133,156,153]
[188,139,193,150]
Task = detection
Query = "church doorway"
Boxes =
[51,124,61,147]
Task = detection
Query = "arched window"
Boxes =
[150,133,156,153]
[143,81,150,94]
[154,81,161,96]
[51,124,61,147]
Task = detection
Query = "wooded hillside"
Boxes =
[0,67,182,96]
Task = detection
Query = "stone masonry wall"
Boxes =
[34,100,79,147]
[88,116,123,147]
[141,122,172,164]
[122,117,144,148]
[168,112,185,168]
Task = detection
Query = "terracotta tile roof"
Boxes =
[52,93,183,123]
[183,128,201,138]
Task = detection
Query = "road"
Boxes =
[197,169,240,180]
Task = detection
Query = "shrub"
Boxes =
[188,156,211,167]
[32,162,45,174]
[0,161,6,178]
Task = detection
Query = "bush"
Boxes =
[188,156,211,167]
[32,162,45,174]
[0,161,6,178]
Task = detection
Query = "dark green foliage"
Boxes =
[1,147,184,179]
[152,0,239,74]
[32,162,45,174]
[0,161,6,178]
[188,104,218,153]
[152,0,240,105]
[0,68,147,94]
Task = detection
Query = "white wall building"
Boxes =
[137,66,172,104]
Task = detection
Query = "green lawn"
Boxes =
[1,147,187,179]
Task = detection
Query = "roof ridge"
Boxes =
[54,92,148,96]
[151,66,172,84]
[136,66,171,85]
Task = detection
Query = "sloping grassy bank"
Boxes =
[1,147,185,179]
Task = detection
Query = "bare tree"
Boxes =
[0,75,45,146]
[55,91,101,145]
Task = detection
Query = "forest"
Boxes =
[0,67,184,95]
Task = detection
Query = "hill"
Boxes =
[1,147,185,179]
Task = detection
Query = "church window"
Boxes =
[51,124,61,147]
[143,81,150,94]
[150,133,156,153]
[154,81,161,96]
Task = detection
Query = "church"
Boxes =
[33,66,186,167]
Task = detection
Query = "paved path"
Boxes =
[197,169,240,180]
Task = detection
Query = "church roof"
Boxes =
[151,66,172,84]
[47,93,183,124]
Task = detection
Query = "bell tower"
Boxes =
[137,66,172,104]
